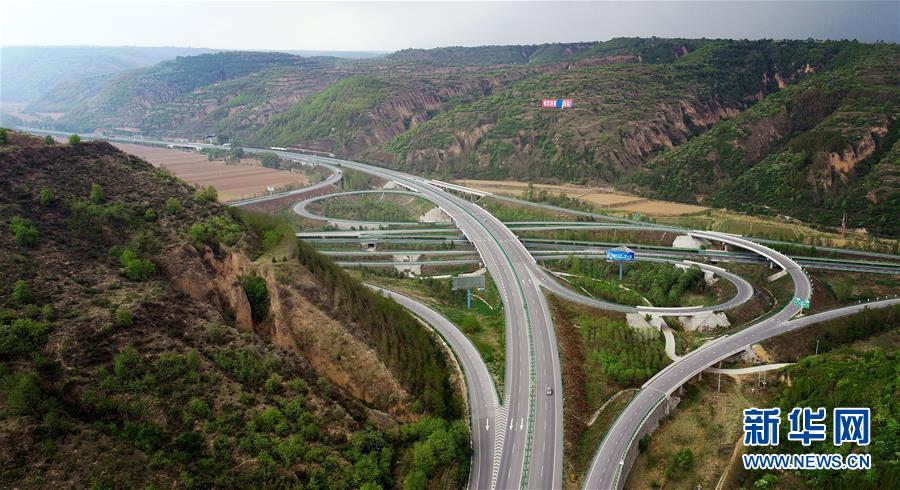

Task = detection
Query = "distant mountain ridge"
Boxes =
[19,38,900,236]
[0,46,219,103]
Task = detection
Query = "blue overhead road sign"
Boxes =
[606,247,635,262]
[606,246,635,280]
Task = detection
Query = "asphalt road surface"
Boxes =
[288,154,562,490]
[583,231,813,489]
[367,285,499,489]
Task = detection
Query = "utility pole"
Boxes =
[717,361,722,393]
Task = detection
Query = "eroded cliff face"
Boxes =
[393,94,747,181]
[259,262,413,420]
[353,78,499,152]
[612,99,743,167]
[158,243,255,331]
[828,127,885,174]
[812,122,890,192]
[157,243,412,420]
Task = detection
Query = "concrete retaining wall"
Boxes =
[615,395,681,490]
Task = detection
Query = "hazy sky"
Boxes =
[3,1,898,52]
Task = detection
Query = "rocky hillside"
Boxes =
[26,38,900,236]
[636,44,900,235]
[50,51,315,132]
[0,132,467,488]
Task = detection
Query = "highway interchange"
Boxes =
[18,127,900,489]
[274,151,898,490]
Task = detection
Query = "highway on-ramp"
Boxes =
[367,285,498,489]
[288,154,563,490]
[583,231,813,489]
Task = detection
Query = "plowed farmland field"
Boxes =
[114,143,308,201]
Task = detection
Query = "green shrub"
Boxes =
[114,308,134,327]
[67,134,81,145]
[9,216,39,247]
[185,397,211,421]
[204,323,227,345]
[6,372,42,415]
[113,346,142,379]
[190,216,242,247]
[130,229,161,256]
[43,135,53,145]
[89,183,104,204]
[264,373,282,394]
[119,249,155,281]
[11,280,33,304]
[40,304,54,320]
[38,188,54,206]
[165,197,184,215]
[667,448,694,479]
[240,274,270,322]
[194,186,218,203]
[0,128,7,145]
[0,318,51,357]
[212,347,277,386]
[42,410,72,438]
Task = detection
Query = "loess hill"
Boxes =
[0,132,468,488]
[30,38,900,236]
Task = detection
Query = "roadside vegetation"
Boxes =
[629,307,900,490]
[353,267,507,390]
[478,196,579,222]
[550,256,713,307]
[737,349,899,489]
[312,193,435,223]
[549,297,668,485]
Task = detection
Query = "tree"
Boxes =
[39,188,54,206]
[674,448,694,469]
[119,248,155,281]
[12,280,33,304]
[68,134,81,145]
[240,274,270,322]
[9,216,38,247]
[43,135,54,144]
[258,152,282,169]
[229,146,245,162]
[0,128,8,144]
[8,373,42,415]
[194,185,218,202]
[165,197,183,215]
